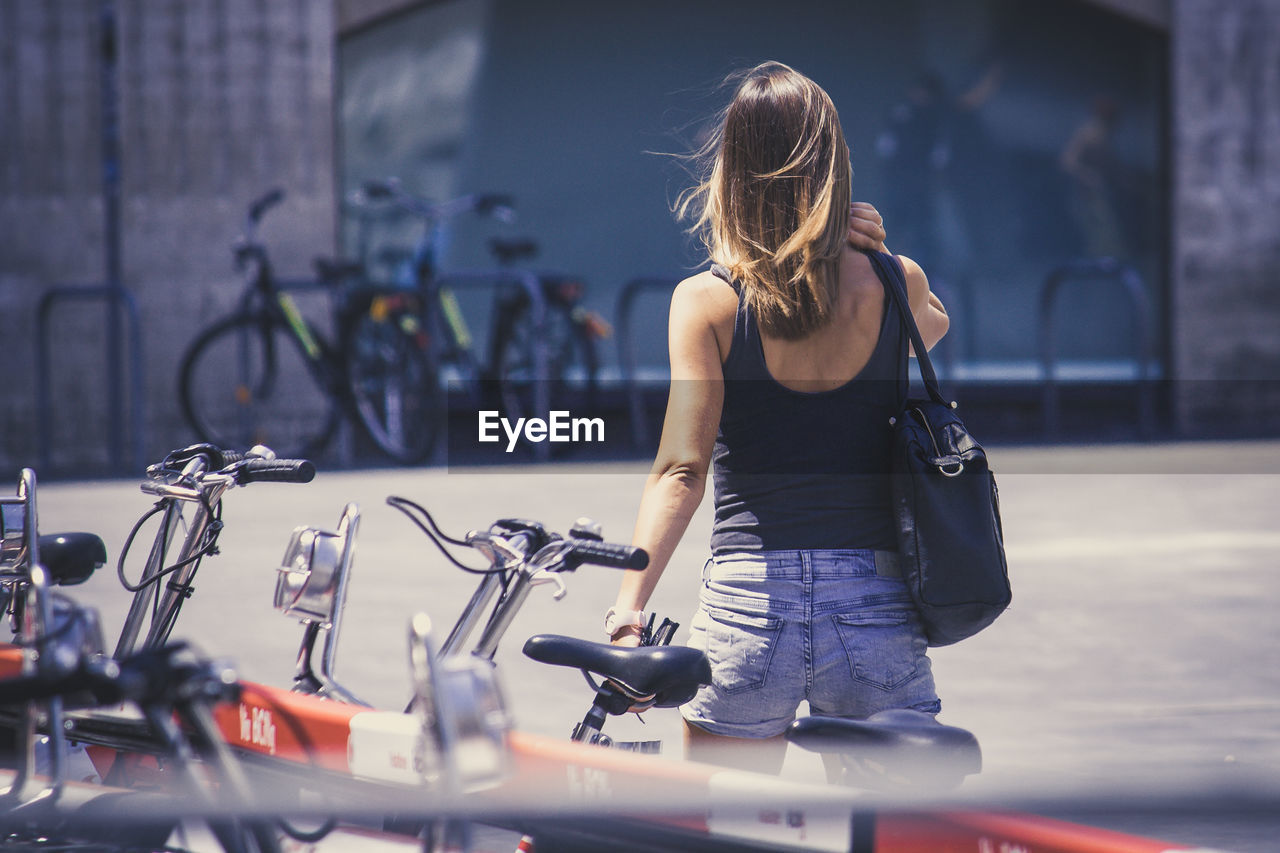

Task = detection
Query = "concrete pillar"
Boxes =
[0,0,336,473]
[1171,0,1280,434]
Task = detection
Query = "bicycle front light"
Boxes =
[409,613,512,792]
[274,504,360,627]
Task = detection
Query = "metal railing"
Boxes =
[615,276,680,449]
[35,284,146,474]
[1038,257,1156,439]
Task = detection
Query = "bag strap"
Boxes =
[865,250,949,407]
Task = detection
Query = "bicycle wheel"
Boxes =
[178,313,340,459]
[492,294,600,458]
[345,300,443,464]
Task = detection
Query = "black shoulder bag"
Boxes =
[868,250,1011,646]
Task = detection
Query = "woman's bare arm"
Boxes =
[900,254,949,353]
[611,276,726,643]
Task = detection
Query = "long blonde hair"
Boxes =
[679,62,852,339]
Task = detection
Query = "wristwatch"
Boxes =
[604,607,646,638]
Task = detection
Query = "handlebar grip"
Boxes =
[161,443,243,471]
[236,458,316,484]
[567,539,648,570]
[0,662,121,708]
[248,187,285,223]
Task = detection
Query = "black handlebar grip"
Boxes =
[0,662,121,708]
[162,443,243,471]
[249,187,285,223]
[217,448,247,466]
[236,458,316,484]
[567,539,648,570]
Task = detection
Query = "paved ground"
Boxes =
[26,439,1280,850]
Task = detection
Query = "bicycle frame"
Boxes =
[114,456,233,659]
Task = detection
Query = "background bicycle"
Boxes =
[178,188,446,465]
[352,179,612,453]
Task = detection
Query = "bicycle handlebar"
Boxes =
[472,518,647,572]
[153,444,314,485]
[161,443,244,471]
[248,187,285,224]
[0,657,122,708]
[562,538,648,571]
[0,643,237,711]
[359,179,516,225]
[234,458,316,485]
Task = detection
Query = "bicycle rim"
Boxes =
[178,314,340,458]
[496,305,597,408]
[346,311,442,464]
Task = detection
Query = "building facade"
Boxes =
[0,0,1276,474]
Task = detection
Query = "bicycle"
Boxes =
[111,443,316,662]
[355,179,612,454]
[177,189,445,464]
[0,454,513,851]
[485,237,611,428]
[0,470,279,852]
[6,466,1215,853]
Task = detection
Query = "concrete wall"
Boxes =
[0,0,335,474]
[1171,0,1280,434]
[2,0,1277,478]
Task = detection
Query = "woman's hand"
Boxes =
[610,625,643,648]
[848,202,887,252]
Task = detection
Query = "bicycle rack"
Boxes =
[1038,257,1156,439]
[35,285,145,474]
[432,269,551,460]
[616,277,680,449]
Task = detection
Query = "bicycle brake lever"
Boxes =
[465,530,528,571]
[526,569,567,601]
[528,539,575,571]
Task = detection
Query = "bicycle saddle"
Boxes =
[787,710,981,789]
[40,533,107,586]
[522,634,711,708]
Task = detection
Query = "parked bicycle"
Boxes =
[0,469,279,852]
[111,442,316,661]
[4,458,1212,853]
[178,189,446,464]
[355,179,612,451]
[0,455,512,851]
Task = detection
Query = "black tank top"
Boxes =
[709,264,907,554]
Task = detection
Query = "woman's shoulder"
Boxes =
[671,269,739,320]
[670,269,739,362]
[841,249,927,305]
[893,253,929,311]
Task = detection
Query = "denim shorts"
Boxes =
[681,549,941,738]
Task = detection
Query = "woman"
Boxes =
[606,62,950,774]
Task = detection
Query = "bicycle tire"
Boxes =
[344,303,443,464]
[492,298,599,458]
[496,304,598,397]
[178,313,341,459]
